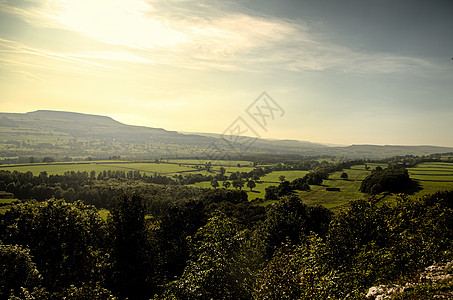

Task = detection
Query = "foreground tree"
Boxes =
[156,200,206,283]
[0,244,42,299]
[165,214,252,299]
[253,236,338,300]
[107,194,155,299]
[1,199,106,293]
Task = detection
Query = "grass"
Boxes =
[296,167,371,210]
[259,170,310,183]
[2,160,453,213]
[407,162,453,196]
[190,170,310,200]
[191,167,382,207]
[167,159,254,167]
[0,199,19,214]
[0,198,19,204]
[0,159,254,177]
[0,161,191,176]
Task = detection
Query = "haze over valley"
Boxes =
[1,1,453,299]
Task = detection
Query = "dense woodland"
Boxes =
[1,156,452,299]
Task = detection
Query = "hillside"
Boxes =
[1,110,452,160]
[0,110,213,144]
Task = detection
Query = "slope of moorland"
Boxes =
[1,110,453,160]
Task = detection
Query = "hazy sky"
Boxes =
[1,0,452,146]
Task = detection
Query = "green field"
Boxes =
[407,162,453,196]
[192,162,453,210]
[167,159,254,167]
[260,170,310,183]
[0,198,19,204]
[190,170,310,200]
[295,165,373,210]
[0,198,20,214]
[0,159,255,177]
[296,162,453,210]
[190,180,272,200]
[203,162,453,211]
[2,160,453,212]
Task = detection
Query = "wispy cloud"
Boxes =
[0,37,109,82]
[0,0,437,74]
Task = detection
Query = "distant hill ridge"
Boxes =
[26,110,123,126]
[1,110,453,159]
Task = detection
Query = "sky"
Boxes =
[0,0,452,146]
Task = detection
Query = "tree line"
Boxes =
[1,189,452,299]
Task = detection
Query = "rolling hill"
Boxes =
[1,110,452,160]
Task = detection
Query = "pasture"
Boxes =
[295,165,374,210]
[407,162,453,196]
[2,159,452,213]
[190,170,310,200]
[0,159,255,177]
[297,162,453,210]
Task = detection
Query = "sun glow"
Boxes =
[52,0,186,48]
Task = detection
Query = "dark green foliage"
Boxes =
[264,181,293,200]
[1,199,106,292]
[201,188,248,204]
[107,193,155,299]
[247,179,256,191]
[276,181,292,196]
[165,214,252,300]
[210,179,219,189]
[290,177,310,191]
[306,205,334,237]
[0,244,41,299]
[232,178,245,190]
[253,236,339,300]
[156,200,207,283]
[207,201,266,229]
[303,171,325,185]
[257,195,332,259]
[324,191,453,296]
[360,167,412,194]
[1,164,452,299]
[264,185,278,200]
[42,157,55,163]
[54,283,116,300]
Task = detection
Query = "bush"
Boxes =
[360,167,412,194]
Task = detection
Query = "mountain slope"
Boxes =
[0,110,214,145]
[1,110,452,159]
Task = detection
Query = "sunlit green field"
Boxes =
[168,159,254,167]
[0,161,191,176]
[0,198,19,204]
[190,170,311,200]
[2,160,453,213]
[296,165,373,210]
[0,159,255,177]
[259,170,310,182]
[298,163,453,210]
[407,162,453,196]
[0,198,20,214]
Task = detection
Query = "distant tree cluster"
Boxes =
[360,167,413,194]
[264,172,322,200]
